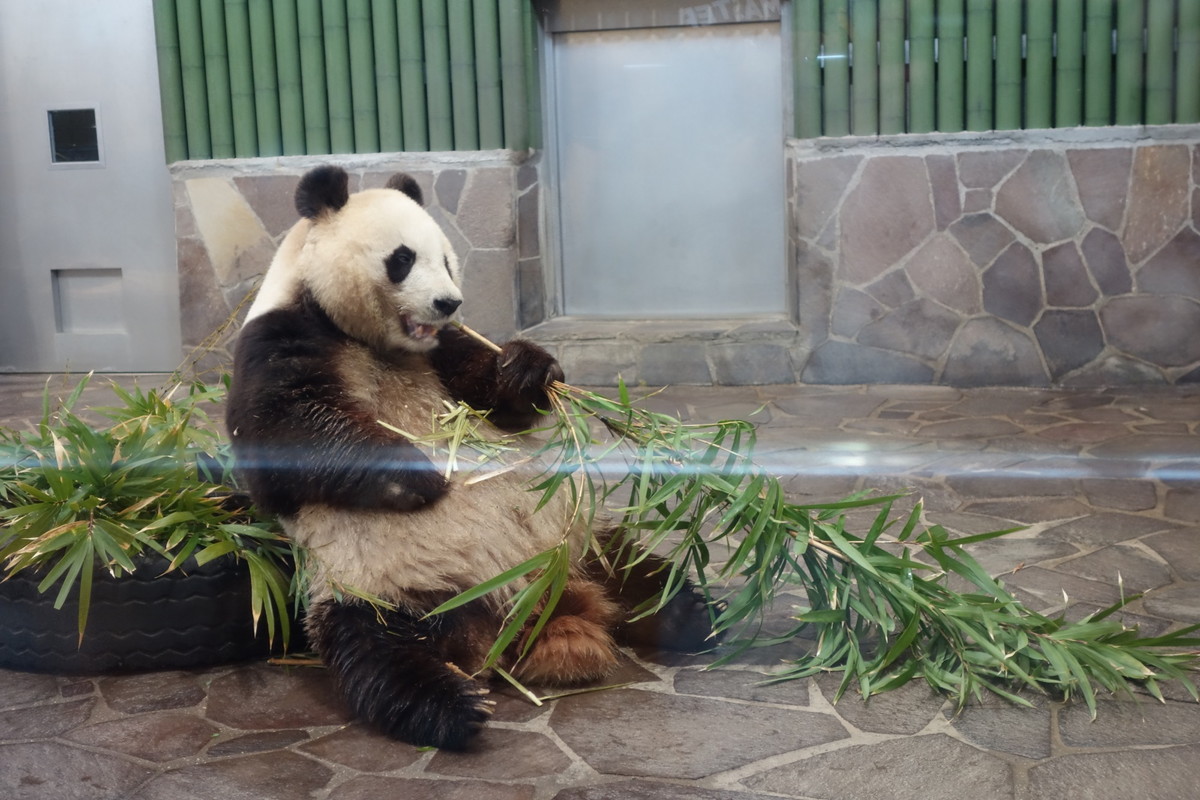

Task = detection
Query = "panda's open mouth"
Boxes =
[401,314,441,342]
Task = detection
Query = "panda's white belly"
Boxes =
[287,345,588,605]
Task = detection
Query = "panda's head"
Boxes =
[287,165,463,354]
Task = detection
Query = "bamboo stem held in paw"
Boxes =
[453,321,503,353]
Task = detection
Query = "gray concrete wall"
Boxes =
[790,126,1200,387]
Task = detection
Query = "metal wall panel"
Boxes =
[0,0,179,372]
[553,22,787,317]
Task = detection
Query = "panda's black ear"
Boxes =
[385,173,424,206]
[296,166,350,219]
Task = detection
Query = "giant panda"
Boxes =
[226,165,715,750]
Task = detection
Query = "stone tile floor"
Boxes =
[1,374,1199,799]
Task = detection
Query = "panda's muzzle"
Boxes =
[401,314,440,342]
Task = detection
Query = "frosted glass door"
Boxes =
[554,23,786,317]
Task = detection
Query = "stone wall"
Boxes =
[170,127,1199,388]
[172,151,538,373]
[791,126,1200,387]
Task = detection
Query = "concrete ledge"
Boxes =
[523,316,804,386]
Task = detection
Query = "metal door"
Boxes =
[0,0,179,372]
[551,21,787,317]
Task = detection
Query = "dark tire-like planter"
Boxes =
[0,552,295,674]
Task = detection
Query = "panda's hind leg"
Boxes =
[306,599,495,750]
[510,579,622,686]
[592,543,722,653]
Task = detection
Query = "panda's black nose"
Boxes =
[434,297,462,317]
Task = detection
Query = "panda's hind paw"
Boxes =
[406,669,494,751]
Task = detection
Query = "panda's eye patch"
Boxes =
[386,246,417,283]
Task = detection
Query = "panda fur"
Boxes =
[226,166,715,750]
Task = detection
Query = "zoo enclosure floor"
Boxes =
[1,374,1198,800]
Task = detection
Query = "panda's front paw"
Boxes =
[497,340,563,409]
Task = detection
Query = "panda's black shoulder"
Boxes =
[234,292,345,368]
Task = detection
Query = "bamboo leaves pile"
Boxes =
[0,376,296,645]
[434,325,1200,713]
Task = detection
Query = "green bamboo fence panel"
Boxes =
[499,0,529,148]
[297,0,330,153]
[1056,0,1085,127]
[1180,0,1200,122]
[322,0,355,153]
[423,0,454,150]
[1026,0,1054,129]
[1115,0,1145,125]
[225,0,259,157]
[878,0,906,134]
[175,0,210,159]
[152,0,189,162]
[909,0,936,133]
[200,0,235,158]
[372,0,403,151]
[965,0,994,131]
[347,0,379,152]
[851,0,878,136]
[794,0,823,138]
[272,0,305,155]
[398,1,429,151]
[473,0,503,149]
[937,0,965,132]
[1084,0,1115,126]
[823,0,851,137]
[1145,0,1175,125]
[994,0,1022,129]
[522,0,542,149]
[448,2,480,150]
[248,0,281,156]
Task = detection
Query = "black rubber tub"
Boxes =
[0,551,297,674]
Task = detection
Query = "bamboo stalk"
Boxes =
[175,0,212,159]
[936,0,965,132]
[908,0,936,133]
[423,0,454,150]
[965,0,994,131]
[200,0,235,158]
[1056,0,1085,128]
[1084,0,1115,126]
[498,0,529,148]
[878,0,906,134]
[473,0,503,150]
[448,1,480,150]
[373,0,404,151]
[851,0,879,136]
[224,0,258,157]
[1026,0,1054,129]
[822,0,851,137]
[298,0,331,153]
[323,0,355,153]
[248,0,282,156]
[1115,0,1145,125]
[521,0,542,149]
[1180,0,1200,123]
[272,0,306,155]
[152,0,189,162]
[994,0,1023,130]
[348,0,380,153]
[398,0,429,151]
[1145,0,1175,124]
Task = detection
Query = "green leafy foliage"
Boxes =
[542,383,1198,715]
[0,375,297,645]
[433,330,1200,713]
